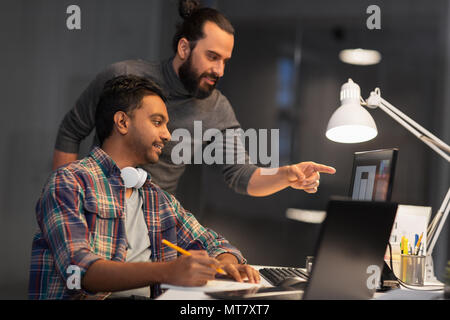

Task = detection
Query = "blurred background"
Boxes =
[0,0,449,299]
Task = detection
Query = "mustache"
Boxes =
[201,72,219,83]
[153,140,166,147]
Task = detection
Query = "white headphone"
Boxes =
[120,167,148,188]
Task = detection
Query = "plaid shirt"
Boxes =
[28,147,246,300]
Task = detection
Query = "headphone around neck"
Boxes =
[120,167,147,188]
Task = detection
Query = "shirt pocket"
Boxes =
[158,212,178,259]
[83,196,123,259]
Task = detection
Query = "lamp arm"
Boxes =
[377,101,450,162]
[379,97,450,159]
[427,187,450,255]
[363,91,450,162]
[366,91,450,256]
[422,136,450,154]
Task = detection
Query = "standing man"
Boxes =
[53,0,335,198]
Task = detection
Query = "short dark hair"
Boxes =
[172,0,235,53]
[95,75,166,145]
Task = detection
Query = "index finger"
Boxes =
[240,265,260,284]
[312,163,336,174]
[223,264,243,283]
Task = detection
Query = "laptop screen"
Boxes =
[349,148,398,201]
[304,198,398,300]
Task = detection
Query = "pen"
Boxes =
[162,239,227,275]
[416,242,423,256]
[415,232,423,255]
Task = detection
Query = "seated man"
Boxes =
[28,75,259,300]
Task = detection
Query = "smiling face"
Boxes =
[178,21,234,99]
[125,94,171,165]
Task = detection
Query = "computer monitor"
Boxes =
[349,148,398,201]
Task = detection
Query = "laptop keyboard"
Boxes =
[259,267,309,286]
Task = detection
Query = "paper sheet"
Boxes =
[157,266,272,300]
[161,279,263,293]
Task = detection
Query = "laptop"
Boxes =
[208,198,398,300]
[303,198,398,299]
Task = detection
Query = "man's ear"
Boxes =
[113,111,130,135]
[177,37,191,61]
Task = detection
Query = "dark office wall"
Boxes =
[433,3,450,278]
[0,0,166,299]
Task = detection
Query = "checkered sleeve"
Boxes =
[162,191,247,264]
[36,168,104,295]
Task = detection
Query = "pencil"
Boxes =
[414,232,423,255]
[162,239,227,275]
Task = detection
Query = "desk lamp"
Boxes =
[326,79,450,283]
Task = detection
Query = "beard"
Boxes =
[178,54,219,99]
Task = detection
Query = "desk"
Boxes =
[157,266,445,300]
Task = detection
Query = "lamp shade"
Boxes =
[326,79,378,143]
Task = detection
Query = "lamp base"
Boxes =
[425,254,444,285]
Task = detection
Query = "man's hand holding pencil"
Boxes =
[162,239,260,286]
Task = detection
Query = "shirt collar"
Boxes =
[89,147,152,186]
[89,147,122,178]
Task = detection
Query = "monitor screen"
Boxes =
[349,149,398,201]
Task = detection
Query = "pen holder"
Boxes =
[400,254,425,286]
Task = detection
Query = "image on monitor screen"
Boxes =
[349,149,398,201]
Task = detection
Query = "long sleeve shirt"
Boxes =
[28,147,246,300]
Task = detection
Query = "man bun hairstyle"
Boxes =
[95,75,166,145]
[178,0,200,19]
[172,0,235,53]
